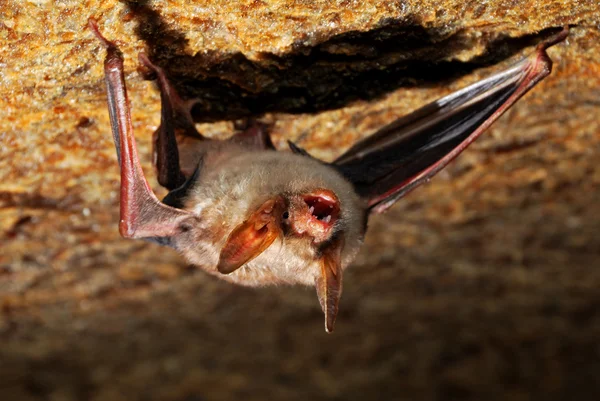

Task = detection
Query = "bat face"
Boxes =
[88,18,567,332]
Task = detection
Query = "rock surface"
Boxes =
[1,1,600,400]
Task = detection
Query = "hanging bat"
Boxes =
[88,18,567,332]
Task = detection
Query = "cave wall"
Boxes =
[1,1,600,400]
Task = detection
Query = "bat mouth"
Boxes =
[289,190,340,242]
[303,191,339,228]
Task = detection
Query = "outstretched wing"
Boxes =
[334,29,568,214]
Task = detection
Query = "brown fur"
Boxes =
[170,142,367,287]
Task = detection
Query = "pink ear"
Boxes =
[217,197,285,274]
[315,239,343,333]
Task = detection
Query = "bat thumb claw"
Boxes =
[88,17,116,49]
[537,26,569,52]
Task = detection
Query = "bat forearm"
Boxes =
[89,17,195,241]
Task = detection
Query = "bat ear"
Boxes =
[315,239,343,333]
[217,197,285,274]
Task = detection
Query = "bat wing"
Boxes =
[90,19,278,243]
[334,29,568,214]
[89,19,197,242]
[139,53,276,211]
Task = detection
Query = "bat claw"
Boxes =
[537,26,569,52]
[88,17,115,49]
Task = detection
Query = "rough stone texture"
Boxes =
[1,1,600,400]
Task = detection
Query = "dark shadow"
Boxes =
[125,1,562,122]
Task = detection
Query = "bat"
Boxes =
[88,18,567,332]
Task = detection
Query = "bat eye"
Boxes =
[179,222,192,233]
[282,211,290,220]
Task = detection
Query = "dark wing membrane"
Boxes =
[334,29,567,214]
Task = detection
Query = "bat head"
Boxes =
[216,189,341,274]
[214,188,350,333]
[173,150,366,332]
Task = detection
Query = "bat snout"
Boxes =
[289,189,340,243]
